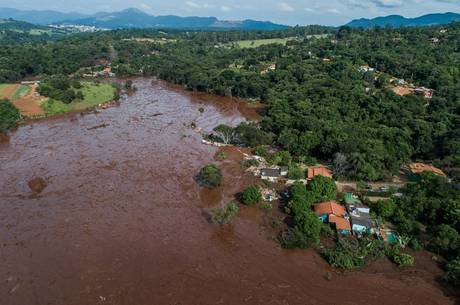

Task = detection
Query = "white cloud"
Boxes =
[220,5,232,12]
[279,2,295,12]
[185,1,200,8]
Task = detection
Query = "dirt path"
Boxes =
[11,84,45,116]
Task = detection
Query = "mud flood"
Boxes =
[0,79,456,305]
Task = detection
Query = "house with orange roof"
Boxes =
[406,163,446,181]
[307,166,333,181]
[314,201,346,222]
[329,215,351,235]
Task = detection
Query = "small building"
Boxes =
[329,214,351,235]
[280,166,289,176]
[406,163,446,180]
[344,193,370,214]
[260,63,276,75]
[350,213,376,235]
[261,168,281,182]
[314,201,346,222]
[414,86,433,99]
[358,65,375,73]
[307,166,333,181]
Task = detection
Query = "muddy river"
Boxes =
[0,79,456,305]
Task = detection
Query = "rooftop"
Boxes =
[314,201,346,217]
[329,215,351,231]
[307,166,333,180]
[408,163,445,177]
[261,168,281,178]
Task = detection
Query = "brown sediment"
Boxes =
[11,84,45,117]
[0,78,456,305]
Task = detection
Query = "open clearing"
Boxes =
[42,81,115,115]
[11,84,45,117]
[0,83,19,99]
[231,34,329,48]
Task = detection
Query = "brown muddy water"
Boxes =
[0,79,455,305]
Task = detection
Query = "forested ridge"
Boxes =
[0,24,459,181]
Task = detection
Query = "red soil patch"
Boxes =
[393,86,414,96]
[0,84,19,99]
[11,85,45,116]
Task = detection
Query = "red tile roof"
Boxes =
[314,201,346,217]
[329,215,351,231]
[307,166,333,180]
[409,163,446,177]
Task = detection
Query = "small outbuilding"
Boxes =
[307,166,333,180]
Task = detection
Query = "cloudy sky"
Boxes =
[1,0,459,25]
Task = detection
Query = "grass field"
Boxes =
[41,82,115,115]
[11,85,31,99]
[230,34,330,49]
[233,38,295,48]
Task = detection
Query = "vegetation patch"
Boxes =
[0,99,20,131]
[197,164,222,189]
[210,202,239,225]
[11,84,30,99]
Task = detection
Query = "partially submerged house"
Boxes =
[307,166,333,181]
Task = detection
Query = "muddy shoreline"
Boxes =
[0,78,456,305]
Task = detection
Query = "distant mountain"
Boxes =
[0,7,88,25]
[346,12,460,28]
[0,7,288,30]
[59,8,288,30]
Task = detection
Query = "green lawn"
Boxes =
[11,85,30,99]
[41,81,115,115]
[233,38,295,48]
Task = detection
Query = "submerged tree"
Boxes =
[197,164,222,189]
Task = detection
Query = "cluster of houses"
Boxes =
[313,193,376,236]
[390,77,434,99]
[82,66,116,78]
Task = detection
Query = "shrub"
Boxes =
[210,202,239,225]
[287,163,305,180]
[259,202,272,211]
[279,227,313,249]
[446,258,460,285]
[254,145,268,157]
[0,99,20,131]
[241,185,262,205]
[197,164,222,188]
[392,252,414,267]
[322,236,386,269]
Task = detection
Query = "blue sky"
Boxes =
[1,0,459,25]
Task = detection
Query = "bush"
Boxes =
[322,236,386,269]
[392,252,414,267]
[241,185,262,205]
[210,202,239,225]
[279,227,315,249]
[446,258,460,285]
[197,164,222,188]
[254,145,269,157]
[0,99,20,131]
[287,163,305,180]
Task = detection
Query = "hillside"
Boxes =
[0,7,87,25]
[0,18,73,43]
[346,12,460,28]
